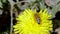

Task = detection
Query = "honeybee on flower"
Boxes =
[13,8,53,34]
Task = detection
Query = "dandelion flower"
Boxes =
[13,9,53,34]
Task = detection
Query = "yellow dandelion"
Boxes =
[13,9,53,34]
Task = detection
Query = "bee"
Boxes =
[34,13,40,24]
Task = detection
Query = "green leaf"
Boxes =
[39,0,46,9]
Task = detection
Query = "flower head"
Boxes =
[13,9,53,34]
